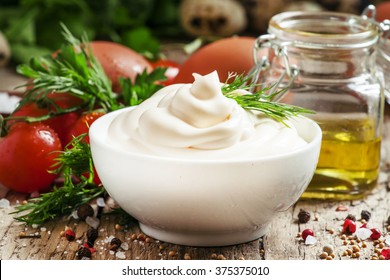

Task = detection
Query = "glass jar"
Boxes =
[253,11,385,200]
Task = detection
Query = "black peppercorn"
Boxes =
[346,214,356,222]
[86,227,98,247]
[297,209,311,223]
[77,204,94,221]
[109,237,122,251]
[76,246,92,260]
[361,210,371,222]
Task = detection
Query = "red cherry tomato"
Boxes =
[151,59,180,86]
[0,122,62,193]
[89,41,153,92]
[65,111,105,145]
[11,93,82,146]
[65,111,105,185]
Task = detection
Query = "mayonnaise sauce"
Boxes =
[107,71,307,159]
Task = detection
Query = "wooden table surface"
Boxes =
[0,69,390,260]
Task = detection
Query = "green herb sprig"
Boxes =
[222,73,314,124]
[11,134,105,225]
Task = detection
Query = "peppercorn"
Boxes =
[65,228,76,241]
[346,214,356,222]
[342,219,356,234]
[109,237,122,251]
[370,228,381,240]
[297,209,311,224]
[86,227,98,247]
[301,229,314,242]
[77,204,94,221]
[360,210,371,221]
[76,246,92,260]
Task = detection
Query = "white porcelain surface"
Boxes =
[89,107,322,246]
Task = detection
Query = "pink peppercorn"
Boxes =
[370,228,381,240]
[381,248,390,260]
[342,219,357,234]
[301,229,314,241]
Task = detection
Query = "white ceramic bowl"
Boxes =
[90,107,322,246]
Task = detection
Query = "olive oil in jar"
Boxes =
[301,116,381,200]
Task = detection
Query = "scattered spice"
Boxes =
[137,233,146,241]
[168,250,177,257]
[18,232,41,239]
[381,248,390,260]
[323,245,334,255]
[76,246,92,260]
[327,228,335,234]
[109,237,122,251]
[217,254,227,260]
[342,219,356,234]
[297,209,311,224]
[346,214,356,222]
[65,228,76,241]
[360,210,371,221]
[184,253,191,260]
[319,252,328,259]
[131,233,137,240]
[76,204,94,221]
[336,205,348,212]
[370,228,381,240]
[115,224,122,231]
[301,229,314,242]
[86,227,98,247]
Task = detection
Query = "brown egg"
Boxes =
[90,41,153,92]
[376,1,390,22]
[173,36,258,84]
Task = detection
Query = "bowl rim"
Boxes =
[90,106,322,164]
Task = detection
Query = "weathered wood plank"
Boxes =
[0,100,389,260]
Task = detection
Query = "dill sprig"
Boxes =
[11,134,105,225]
[15,23,121,116]
[222,73,314,124]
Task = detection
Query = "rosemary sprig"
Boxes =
[11,134,105,225]
[222,73,314,124]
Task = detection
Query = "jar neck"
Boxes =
[272,45,379,81]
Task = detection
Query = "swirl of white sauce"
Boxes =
[107,71,308,159]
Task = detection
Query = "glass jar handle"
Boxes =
[248,34,299,101]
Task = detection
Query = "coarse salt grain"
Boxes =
[355,227,372,240]
[0,198,10,209]
[385,235,390,246]
[105,235,115,243]
[120,242,129,251]
[71,210,79,219]
[305,235,317,245]
[86,216,100,229]
[96,197,105,207]
[0,92,21,113]
[116,251,126,259]
[40,227,46,232]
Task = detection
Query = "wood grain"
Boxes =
[1,87,389,260]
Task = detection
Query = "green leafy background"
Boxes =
[0,0,184,64]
